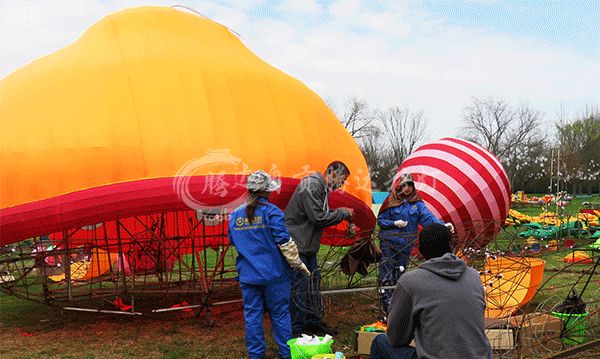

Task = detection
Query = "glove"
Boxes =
[278,239,310,276]
[341,207,354,220]
[394,220,408,228]
[445,222,455,233]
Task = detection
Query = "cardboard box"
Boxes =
[485,328,515,349]
[355,331,381,355]
[485,317,516,350]
[355,331,416,355]
[485,313,562,352]
[509,312,563,355]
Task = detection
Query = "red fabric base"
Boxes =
[1,176,375,246]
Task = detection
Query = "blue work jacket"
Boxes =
[228,200,292,285]
[378,201,443,244]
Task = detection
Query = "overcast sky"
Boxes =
[1,0,599,140]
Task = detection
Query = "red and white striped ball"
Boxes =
[396,137,511,248]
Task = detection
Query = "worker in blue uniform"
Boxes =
[228,170,310,359]
[377,173,454,315]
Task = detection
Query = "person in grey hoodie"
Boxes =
[370,223,492,359]
[284,161,354,336]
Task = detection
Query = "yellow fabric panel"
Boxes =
[0,7,370,209]
[47,248,117,282]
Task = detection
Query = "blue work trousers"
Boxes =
[378,237,413,314]
[240,280,292,359]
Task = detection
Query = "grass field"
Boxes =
[498,195,600,304]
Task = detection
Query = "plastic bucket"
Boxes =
[551,311,589,345]
[287,337,333,359]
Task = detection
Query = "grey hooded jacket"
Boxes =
[284,173,350,255]
[386,253,492,359]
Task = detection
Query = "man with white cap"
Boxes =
[228,170,309,359]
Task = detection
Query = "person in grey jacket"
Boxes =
[285,161,353,336]
[370,223,492,359]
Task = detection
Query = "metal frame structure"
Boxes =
[1,214,599,357]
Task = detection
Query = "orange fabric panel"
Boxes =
[482,257,545,319]
[563,251,592,263]
[0,7,370,210]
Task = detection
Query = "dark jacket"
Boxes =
[386,253,492,359]
[284,173,350,255]
[340,236,382,275]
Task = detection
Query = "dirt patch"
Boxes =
[0,291,378,358]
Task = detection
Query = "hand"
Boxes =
[445,222,455,233]
[340,207,354,219]
[394,220,408,228]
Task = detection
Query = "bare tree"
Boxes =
[556,107,600,194]
[358,127,387,189]
[462,96,547,190]
[359,107,427,189]
[462,97,513,159]
[328,96,376,139]
[379,107,427,162]
[328,97,429,189]
[507,137,548,191]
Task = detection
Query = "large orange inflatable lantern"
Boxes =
[0,7,375,246]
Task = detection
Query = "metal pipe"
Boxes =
[152,304,205,313]
[63,307,142,315]
[321,286,394,295]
